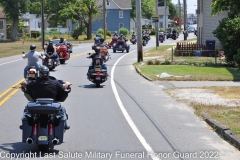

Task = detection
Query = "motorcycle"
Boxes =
[142,34,148,46]
[130,36,137,44]
[43,52,58,71]
[172,33,177,40]
[113,38,130,53]
[159,34,164,43]
[26,66,39,81]
[108,36,118,49]
[56,44,70,64]
[20,78,71,151]
[87,53,108,87]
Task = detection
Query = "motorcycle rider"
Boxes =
[94,34,101,44]
[87,46,108,75]
[20,65,71,130]
[44,40,59,65]
[118,34,127,41]
[22,44,46,79]
[113,31,118,37]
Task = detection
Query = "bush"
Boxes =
[154,59,161,65]
[30,30,40,38]
[119,28,129,36]
[150,29,156,35]
[97,28,104,35]
[72,26,81,40]
[147,60,154,65]
[106,30,112,37]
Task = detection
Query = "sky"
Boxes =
[171,0,197,14]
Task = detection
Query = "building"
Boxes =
[158,6,169,30]
[197,0,228,49]
[187,13,197,24]
[0,8,6,40]
[92,0,132,34]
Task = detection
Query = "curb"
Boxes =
[202,112,240,150]
[134,65,153,81]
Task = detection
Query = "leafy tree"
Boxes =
[0,0,30,40]
[131,0,155,19]
[211,0,240,64]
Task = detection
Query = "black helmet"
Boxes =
[60,37,64,42]
[39,65,49,77]
[95,47,100,54]
[30,44,36,51]
[49,40,53,44]
[100,38,104,43]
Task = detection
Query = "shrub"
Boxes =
[119,28,129,36]
[97,28,104,35]
[30,30,40,38]
[147,60,154,65]
[154,59,161,65]
[106,30,112,37]
[72,26,81,40]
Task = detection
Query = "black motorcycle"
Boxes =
[43,52,58,71]
[87,53,108,87]
[20,78,71,151]
[26,66,39,81]
[142,34,148,46]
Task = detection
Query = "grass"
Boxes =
[136,43,240,138]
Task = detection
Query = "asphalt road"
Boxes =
[0,34,240,160]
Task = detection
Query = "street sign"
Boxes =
[152,15,159,23]
[57,25,63,28]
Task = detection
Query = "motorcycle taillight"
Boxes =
[29,70,35,74]
[96,72,100,75]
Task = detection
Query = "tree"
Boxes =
[0,0,30,40]
[130,0,155,20]
[159,0,177,19]
[211,0,240,64]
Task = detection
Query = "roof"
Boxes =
[112,0,132,10]
[0,8,6,19]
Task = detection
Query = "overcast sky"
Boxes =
[171,0,197,14]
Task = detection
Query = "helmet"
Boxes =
[95,46,100,54]
[60,37,64,42]
[133,32,135,34]
[100,38,104,43]
[96,34,99,37]
[49,40,53,45]
[30,44,36,51]
[120,34,123,37]
[39,65,49,77]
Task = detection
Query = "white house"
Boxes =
[158,6,169,30]
[197,0,228,49]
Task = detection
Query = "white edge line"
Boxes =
[0,59,22,66]
[110,49,160,160]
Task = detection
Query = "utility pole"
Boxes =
[178,0,181,27]
[183,0,187,31]
[103,0,106,40]
[155,0,159,47]
[164,0,167,31]
[136,0,143,62]
[41,0,45,49]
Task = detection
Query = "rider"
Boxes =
[20,65,71,130]
[87,46,108,75]
[113,31,118,37]
[94,34,101,44]
[22,44,45,79]
[118,34,127,41]
[44,40,59,65]
[131,31,136,38]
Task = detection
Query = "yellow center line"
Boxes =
[0,50,92,107]
[0,79,25,99]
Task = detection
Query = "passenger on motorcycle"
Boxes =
[44,40,60,65]
[20,65,71,130]
[87,47,108,74]
[22,44,46,79]
[94,34,101,44]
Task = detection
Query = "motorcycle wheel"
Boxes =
[60,59,65,64]
[38,144,49,151]
[96,80,101,88]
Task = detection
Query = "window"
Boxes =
[0,20,3,30]
[107,1,110,5]
[119,11,123,18]
[119,23,124,29]
[159,15,163,19]
[160,22,163,28]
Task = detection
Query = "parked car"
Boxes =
[188,26,195,33]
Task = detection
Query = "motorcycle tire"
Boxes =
[96,80,101,88]
[60,59,65,64]
[38,144,50,151]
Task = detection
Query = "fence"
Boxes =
[176,42,207,56]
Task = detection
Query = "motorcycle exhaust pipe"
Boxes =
[52,138,59,145]
[26,137,34,144]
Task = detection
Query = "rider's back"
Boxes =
[26,51,41,67]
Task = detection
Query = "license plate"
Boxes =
[59,52,63,57]
[29,74,35,78]
[95,68,101,71]
[38,136,48,141]
[48,62,52,65]
[96,76,101,80]
[119,45,122,48]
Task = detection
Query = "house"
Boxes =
[197,0,228,49]
[0,8,6,40]
[187,13,197,24]
[158,6,170,31]
[92,0,132,34]
[130,18,152,32]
